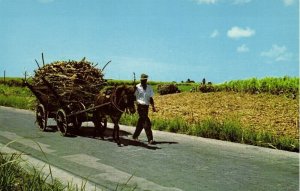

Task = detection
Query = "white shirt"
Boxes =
[135,83,154,105]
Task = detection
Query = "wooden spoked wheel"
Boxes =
[36,104,47,131]
[56,109,69,136]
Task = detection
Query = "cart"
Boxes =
[24,77,108,136]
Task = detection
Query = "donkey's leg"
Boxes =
[110,115,122,145]
[100,116,107,137]
[93,111,104,139]
[112,123,120,145]
[116,123,120,145]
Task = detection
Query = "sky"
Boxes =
[0,0,298,83]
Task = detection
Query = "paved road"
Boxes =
[0,106,298,191]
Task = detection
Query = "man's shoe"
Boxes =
[148,140,155,145]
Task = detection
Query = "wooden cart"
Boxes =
[24,78,108,136]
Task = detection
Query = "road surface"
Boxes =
[0,106,298,191]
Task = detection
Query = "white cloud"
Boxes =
[210,30,219,38]
[237,44,249,53]
[283,0,295,6]
[227,26,255,39]
[194,0,218,4]
[261,44,293,62]
[233,0,252,4]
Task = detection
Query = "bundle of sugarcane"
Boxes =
[199,83,214,93]
[31,58,106,106]
[157,84,180,95]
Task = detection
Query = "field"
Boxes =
[152,92,298,139]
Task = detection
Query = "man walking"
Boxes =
[133,73,156,144]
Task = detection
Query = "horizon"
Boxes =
[1,70,298,85]
[0,0,299,84]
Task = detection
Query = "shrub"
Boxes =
[157,84,180,95]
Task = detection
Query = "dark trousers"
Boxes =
[133,104,153,141]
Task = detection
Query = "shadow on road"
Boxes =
[64,126,172,150]
[106,137,161,150]
[150,141,179,145]
[44,125,58,132]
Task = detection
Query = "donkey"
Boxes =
[93,85,136,145]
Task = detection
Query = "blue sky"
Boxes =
[0,0,298,83]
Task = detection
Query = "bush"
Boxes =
[157,84,180,95]
[199,84,214,93]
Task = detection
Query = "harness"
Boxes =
[109,88,127,113]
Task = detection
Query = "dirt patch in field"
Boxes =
[151,92,299,139]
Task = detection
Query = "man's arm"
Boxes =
[150,97,156,112]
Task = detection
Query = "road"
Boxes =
[0,106,299,191]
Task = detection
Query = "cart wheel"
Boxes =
[56,109,68,136]
[36,104,47,131]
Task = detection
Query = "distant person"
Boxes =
[133,73,157,144]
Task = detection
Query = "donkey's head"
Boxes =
[116,85,136,114]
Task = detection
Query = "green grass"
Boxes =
[0,152,136,191]
[0,140,94,191]
[0,139,137,191]
[214,76,299,96]
[107,77,299,96]
[0,95,35,109]
[0,84,35,110]
[120,114,299,152]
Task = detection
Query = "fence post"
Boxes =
[3,70,5,84]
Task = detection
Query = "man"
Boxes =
[133,73,156,144]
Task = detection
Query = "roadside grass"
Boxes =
[0,140,93,191]
[0,94,35,110]
[0,139,137,191]
[120,114,299,152]
[0,84,35,110]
